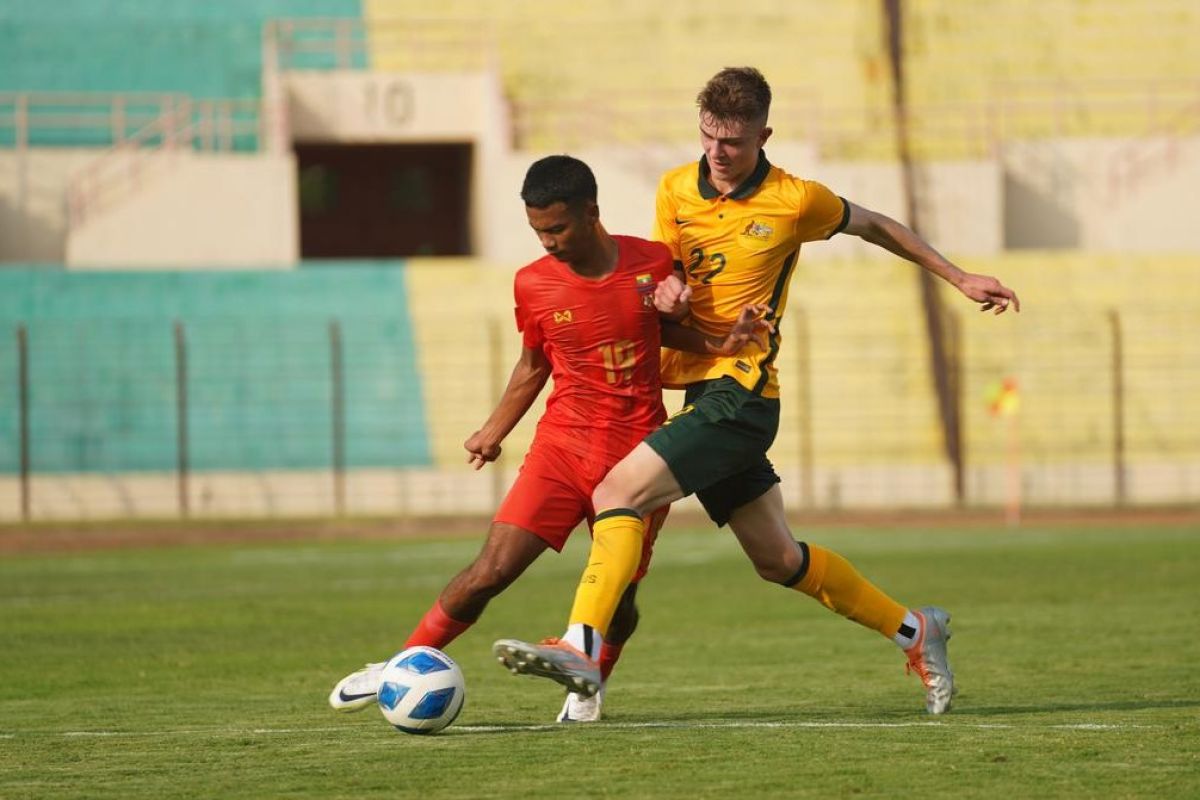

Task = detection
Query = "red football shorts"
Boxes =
[494,436,666,582]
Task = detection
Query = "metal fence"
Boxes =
[3,297,1196,522]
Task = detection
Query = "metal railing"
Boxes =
[266,17,494,73]
[0,92,190,149]
[61,96,264,229]
[508,80,1200,160]
[261,17,1200,158]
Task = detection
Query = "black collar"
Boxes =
[697,150,771,200]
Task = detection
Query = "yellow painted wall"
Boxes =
[404,253,1200,473]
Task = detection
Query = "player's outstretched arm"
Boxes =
[842,201,1021,315]
[660,304,775,356]
[464,346,550,470]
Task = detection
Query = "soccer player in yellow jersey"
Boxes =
[495,67,1020,715]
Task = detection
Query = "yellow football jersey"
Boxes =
[652,152,848,398]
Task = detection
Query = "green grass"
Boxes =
[2,523,1198,798]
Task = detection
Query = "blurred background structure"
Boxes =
[1,0,1198,521]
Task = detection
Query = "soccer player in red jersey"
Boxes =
[329,155,770,722]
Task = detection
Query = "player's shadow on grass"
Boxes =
[457,699,1200,733]
[458,708,789,732]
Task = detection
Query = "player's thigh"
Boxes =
[494,446,589,552]
[593,443,684,514]
[644,377,780,499]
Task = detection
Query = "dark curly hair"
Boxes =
[520,155,598,210]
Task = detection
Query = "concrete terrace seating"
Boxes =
[0,0,363,148]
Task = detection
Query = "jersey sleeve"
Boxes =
[513,273,544,349]
[651,176,683,264]
[794,179,851,242]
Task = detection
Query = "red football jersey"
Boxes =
[514,235,674,463]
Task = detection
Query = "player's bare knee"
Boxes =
[591,476,635,514]
[592,455,664,513]
[463,558,520,599]
[753,543,805,585]
[751,560,787,584]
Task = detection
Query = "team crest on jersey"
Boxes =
[553,310,574,324]
[741,220,774,241]
[636,273,656,307]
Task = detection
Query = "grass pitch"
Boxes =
[1,521,1197,798]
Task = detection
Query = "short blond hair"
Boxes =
[696,67,772,125]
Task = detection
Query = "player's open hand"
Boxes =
[958,272,1021,315]
[464,431,501,470]
[654,273,692,321]
[713,304,775,355]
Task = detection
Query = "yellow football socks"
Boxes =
[567,508,644,637]
[792,543,908,640]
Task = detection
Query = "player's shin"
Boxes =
[597,641,623,681]
[405,599,473,650]
[564,508,644,659]
[786,542,908,640]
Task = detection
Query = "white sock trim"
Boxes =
[893,610,921,650]
[564,623,603,660]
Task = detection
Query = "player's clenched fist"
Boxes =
[654,273,692,321]
[464,431,501,470]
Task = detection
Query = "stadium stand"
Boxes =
[0,266,428,473]
[2,1,1198,518]
[0,0,363,148]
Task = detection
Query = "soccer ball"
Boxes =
[377,646,465,734]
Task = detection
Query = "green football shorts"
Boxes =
[644,377,781,526]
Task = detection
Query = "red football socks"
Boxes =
[405,599,473,649]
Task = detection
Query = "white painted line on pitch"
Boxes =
[2,720,1164,740]
[1049,723,1158,730]
[50,727,349,738]
[453,721,951,733]
[453,719,1162,734]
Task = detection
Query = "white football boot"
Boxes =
[557,684,606,723]
[328,662,386,712]
[904,606,956,714]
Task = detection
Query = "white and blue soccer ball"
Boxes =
[377,646,465,734]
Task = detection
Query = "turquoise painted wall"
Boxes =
[0,0,365,146]
[0,264,430,473]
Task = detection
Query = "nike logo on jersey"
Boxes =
[674,217,693,227]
